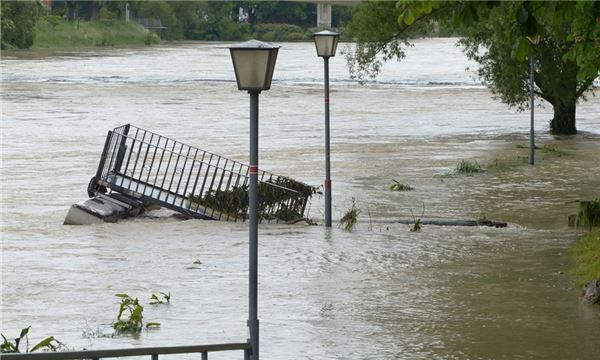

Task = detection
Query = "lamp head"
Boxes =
[229,39,280,92]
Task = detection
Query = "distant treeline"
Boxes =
[1,0,354,49]
[1,0,452,50]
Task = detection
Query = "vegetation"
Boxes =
[408,203,425,232]
[33,17,159,49]
[455,160,483,175]
[485,157,527,172]
[113,294,160,333]
[150,292,171,305]
[1,1,42,49]
[570,230,600,288]
[1,326,63,353]
[187,177,317,222]
[541,144,564,158]
[346,1,600,135]
[3,0,353,49]
[340,198,360,231]
[390,179,414,191]
[577,200,600,230]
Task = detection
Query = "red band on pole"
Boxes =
[324,179,332,188]
[250,165,258,174]
[324,97,329,104]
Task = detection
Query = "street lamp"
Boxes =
[230,39,279,360]
[313,30,339,228]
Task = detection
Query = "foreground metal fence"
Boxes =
[88,124,314,222]
[1,342,251,360]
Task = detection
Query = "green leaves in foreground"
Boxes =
[1,326,64,353]
[113,294,160,334]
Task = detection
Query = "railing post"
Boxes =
[94,130,113,182]
[151,354,158,360]
[113,124,130,173]
[201,351,208,360]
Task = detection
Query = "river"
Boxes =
[1,38,600,359]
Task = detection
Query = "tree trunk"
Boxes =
[550,101,577,135]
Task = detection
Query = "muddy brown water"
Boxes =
[2,39,599,359]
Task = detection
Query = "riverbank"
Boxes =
[32,18,159,49]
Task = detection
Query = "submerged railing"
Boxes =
[88,124,316,222]
[0,342,251,360]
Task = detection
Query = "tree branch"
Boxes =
[576,78,595,98]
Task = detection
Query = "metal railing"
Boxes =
[1,342,251,360]
[90,124,313,223]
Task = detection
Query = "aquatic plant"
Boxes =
[113,294,160,333]
[340,198,360,231]
[577,200,600,230]
[1,326,64,353]
[150,292,171,305]
[408,203,425,232]
[390,179,414,191]
[455,160,483,175]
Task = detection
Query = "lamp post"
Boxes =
[229,39,279,360]
[313,30,339,228]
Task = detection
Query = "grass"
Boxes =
[32,18,159,49]
[541,144,564,157]
[577,199,600,230]
[570,230,600,288]
[456,160,483,174]
[485,156,528,172]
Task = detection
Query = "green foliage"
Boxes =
[187,176,317,222]
[1,326,63,353]
[390,179,414,191]
[541,144,564,157]
[577,200,600,230]
[137,1,182,40]
[253,23,309,42]
[455,160,483,175]
[570,230,600,288]
[33,18,158,49]
[1,0,42,49]
[113,293,160,334]
[340,198,360,231]
[346,1,600,134]
[150,292,171,305]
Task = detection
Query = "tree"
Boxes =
[0,0,42,49]
[347,1,600,135]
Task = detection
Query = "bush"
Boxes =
[252,23,310,41]
[570,230,600,288]
[1,1,42,49]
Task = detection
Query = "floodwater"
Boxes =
[2,38,600,359]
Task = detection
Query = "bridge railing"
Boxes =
[0,342,252,360]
